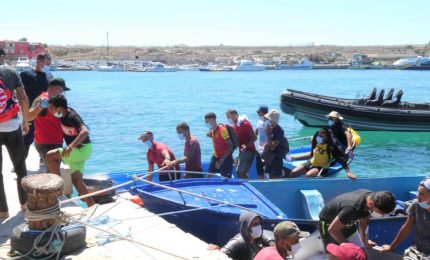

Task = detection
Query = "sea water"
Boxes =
[54,69,430,178]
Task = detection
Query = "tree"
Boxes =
[19,37,27,41]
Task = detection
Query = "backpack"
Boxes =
[0,79,19,123]
[347,127,361,147]
[221,124,239,151]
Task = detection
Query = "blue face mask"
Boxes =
[316,136,324,144]
[143,140,152,149]
[206,122,213,129]
[177,133,185,141]
[42,65,50,73]
[418,201,430,209]
[328,119,334,126]
[53,111,63,118]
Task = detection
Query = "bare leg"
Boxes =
[45,149,62,175]
[305,168,320,178]
[71,171,95,207]
[290,165,306,178]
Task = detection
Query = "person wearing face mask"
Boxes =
[254,105,269,179]
[254,221,309,260]
[20,53,54,160]
[262,109,286,179]
[28,78,69,167]
[170,122,202,178]
[205,112,234,178]
[226,108,256,179]
[220,211,274,260]
[290,128,355,179]
[45,94,95,207]
[382,177,430,259]
[326,111,353,155]
[319,190,396,250]
[138,131,180,182]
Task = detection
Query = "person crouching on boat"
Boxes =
[327,111,353,156]
[220,211,274,260]
[319,190,396,250]
[171,122,202,178]
[289,128,356,179]
[138,131,180,182]
[45,94,95,207]
[382,176,430,259]
[254,221,309,260]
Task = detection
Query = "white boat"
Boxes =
[15,57,32,72]
[278,58,314,70]
[97,63,124,72]
[393,56,430,70]
[232,60,267,71]
[144,62,178,72]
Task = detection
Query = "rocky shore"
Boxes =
[48,44,429,65]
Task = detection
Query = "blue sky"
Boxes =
[3,0,429,46]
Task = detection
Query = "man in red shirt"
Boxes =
[226,109,256,179]
[28,78,68,165]
[138,131,180,182]
[172,122,202,178]
[205,112,233,178]
[254,221,309,260]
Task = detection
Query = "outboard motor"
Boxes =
[382,89,403,108]
[365,88,385,106]
[366,87,377,101]
[384,88,394,101]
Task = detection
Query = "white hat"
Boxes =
[264,109,280,123]
[326,111,344,120]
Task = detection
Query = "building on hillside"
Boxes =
[0,40,46,58]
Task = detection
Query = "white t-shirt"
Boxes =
[256,118,270,153]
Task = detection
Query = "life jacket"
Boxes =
[0,79,19,123]
[311,143,330,168]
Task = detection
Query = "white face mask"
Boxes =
[290,241,301,255]
[418,201,430,209]
[258,116,265,121]
[177,133,185,141]
[42,65,50,73]
[370,210,385,218]
[316,136,324,144]
[227,118,234,125]
[250,225,262,239]
[328,119,334,126]
[144,140,152,149]
[206,122,213,129]
[53,111,63,118]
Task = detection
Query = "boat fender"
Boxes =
[10,223,86,257]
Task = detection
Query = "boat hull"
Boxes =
[281,89,430,131]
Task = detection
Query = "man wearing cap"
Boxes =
[0,48,29,218]
[45,94,95,207]
[382,176,430,259]
[262,109,286,178]
[28,77,69,165]
[138,131,180,181]
[20,53,53,159]
[326,242,366,260]
[319,189,396,249]
[254,221,309,260]
[326,111,353,155]
[255,105,270,179]
[226,109,256,179]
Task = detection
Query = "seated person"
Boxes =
[209,211,274,260]
[290,128,356,179]
[382,176,430,259]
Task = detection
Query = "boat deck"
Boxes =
[0,146,228,259]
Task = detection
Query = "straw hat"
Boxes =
[326,111,344,120]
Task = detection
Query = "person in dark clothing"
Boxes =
[263,109,285,178]
[20,54,53,159]
[220,211,274,260]
[319,189,396,249]
[327,111,353,155]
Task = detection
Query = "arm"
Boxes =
[245,127,257,150]
[147,162,154,181]
[344,130,353,151]
[291,151,311,161]
[174,141,198,165]
[359,217,370,247]
[215,139,233,170]
[161,149,173,167]
[327,216,349,244]
[382,215,415,252]
[15,87,29,135]
[28,97,43,121]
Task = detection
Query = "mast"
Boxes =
[106,32,109,61]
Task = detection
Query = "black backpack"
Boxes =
[221,124,239,151]
[282,136,290,158]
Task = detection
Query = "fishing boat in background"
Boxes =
[277,58,314,70]
[97,62,124,72]
[233,60,267,71]
[144,62,178,72]
[280,88,430,131]
[14,57,32,72]
[393,56,430,70]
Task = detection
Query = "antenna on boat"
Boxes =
[106,31,109,62]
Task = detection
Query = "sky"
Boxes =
[3,0,429,46]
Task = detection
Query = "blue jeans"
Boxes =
[209,154,233,178]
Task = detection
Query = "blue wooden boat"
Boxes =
[130,178,286,245]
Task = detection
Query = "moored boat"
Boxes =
[233,60,267,71]
[280,89,430,131]
[393,56,430,70]
[15,57,32,72]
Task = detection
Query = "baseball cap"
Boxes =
[421,176,430,189]
[274,221,309,239]
[257,105,269,114]
[326,243,366,260]
[48,77,70,91]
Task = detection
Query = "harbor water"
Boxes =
[54,69,430,177]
